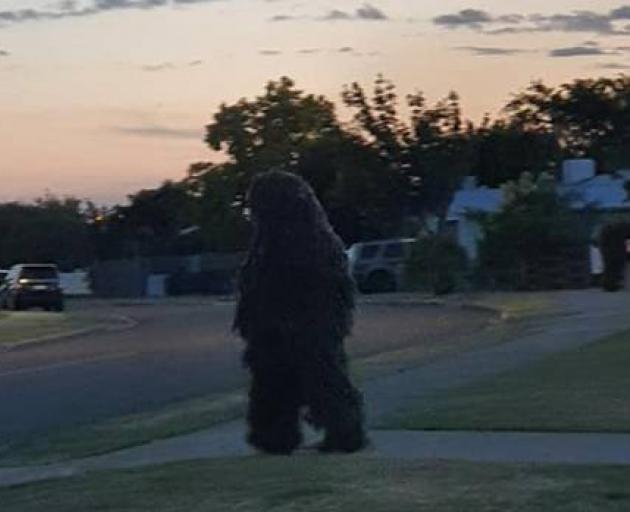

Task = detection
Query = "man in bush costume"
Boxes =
[233,171,367,454]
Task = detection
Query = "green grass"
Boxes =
[388,329,630,432]
[3,457,630,511]
[0,311,103,347]
[0,392,246,467]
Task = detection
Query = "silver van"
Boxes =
[346,238,415,293]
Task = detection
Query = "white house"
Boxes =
[446,159,630,267]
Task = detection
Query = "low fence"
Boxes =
[90,252,245,298]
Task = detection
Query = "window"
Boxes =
[20,266,58,280]
[359,245,379,260]
[384,243,403,259]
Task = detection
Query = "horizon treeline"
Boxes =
[1,73,629,268]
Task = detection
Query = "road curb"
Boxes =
[0,314,138,353]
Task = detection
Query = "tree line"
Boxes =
[1,74,629,268]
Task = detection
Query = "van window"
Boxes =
[20,266,58,280]
[359,245,379,260]
[384,243,403,259]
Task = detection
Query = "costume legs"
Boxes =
[246,353,303,455]
[301,346,367,453]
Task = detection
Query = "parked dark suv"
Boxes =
[0,264,64,311]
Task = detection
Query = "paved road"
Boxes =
[0,299,490,441]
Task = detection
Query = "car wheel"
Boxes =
[363,271,397,294]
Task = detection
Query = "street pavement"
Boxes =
[0,298,490,441]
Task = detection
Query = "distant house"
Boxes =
[446,159,630,270]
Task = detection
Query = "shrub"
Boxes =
[476,172,591,290]
[405,235,468,295]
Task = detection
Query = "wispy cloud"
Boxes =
[356,4,387,21]
[322,9,352,21]
[610,6,630,19]
[434,6,630,35]
[140,59,203,71]
[141,62,175,71]
[549,45,611,57]
[597,62,630,69]
[111,124,201,139]
[320,4,388,22]
[455,46,530,56]
[269,14,296,22]
[0,0,220,27]
[271,3,389,24]
[434,9,493,29]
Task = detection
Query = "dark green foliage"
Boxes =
[205,76,341,189]
[471,118,561,187]
[600,222,630,292]
[205,76,409,245]
[185,163,250,252]
[506,76,630,171]
[343,77,475,222]
[477,173,591,290]
[0,196,91,270]
[90,180,199,260]
[405,235,468,295]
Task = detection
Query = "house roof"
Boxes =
[560,174,629,210]
[447,173,630,221]
[446,188,504,221]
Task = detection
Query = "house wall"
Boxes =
[456,218,484,262]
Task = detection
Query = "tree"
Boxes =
[476,172,591,289]
[342,76,475,226]
[406,90,476,221]
[203,76,415,245]
[0,195,92,270]
[94,181,197,259]
[505,76,630,170]
[470,117,561,187]
[185,162,250,252]
[206,76,341,190]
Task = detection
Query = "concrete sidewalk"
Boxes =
[4,423,630,488]
[2,290,630,488]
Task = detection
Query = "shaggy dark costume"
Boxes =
[233,171,367,455]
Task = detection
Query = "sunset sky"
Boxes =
[1,0,629,204]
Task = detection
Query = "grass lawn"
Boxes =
[0,311,104,348]
[387,329,630,432]
[3,457,630,511]
[0,392,246,467]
